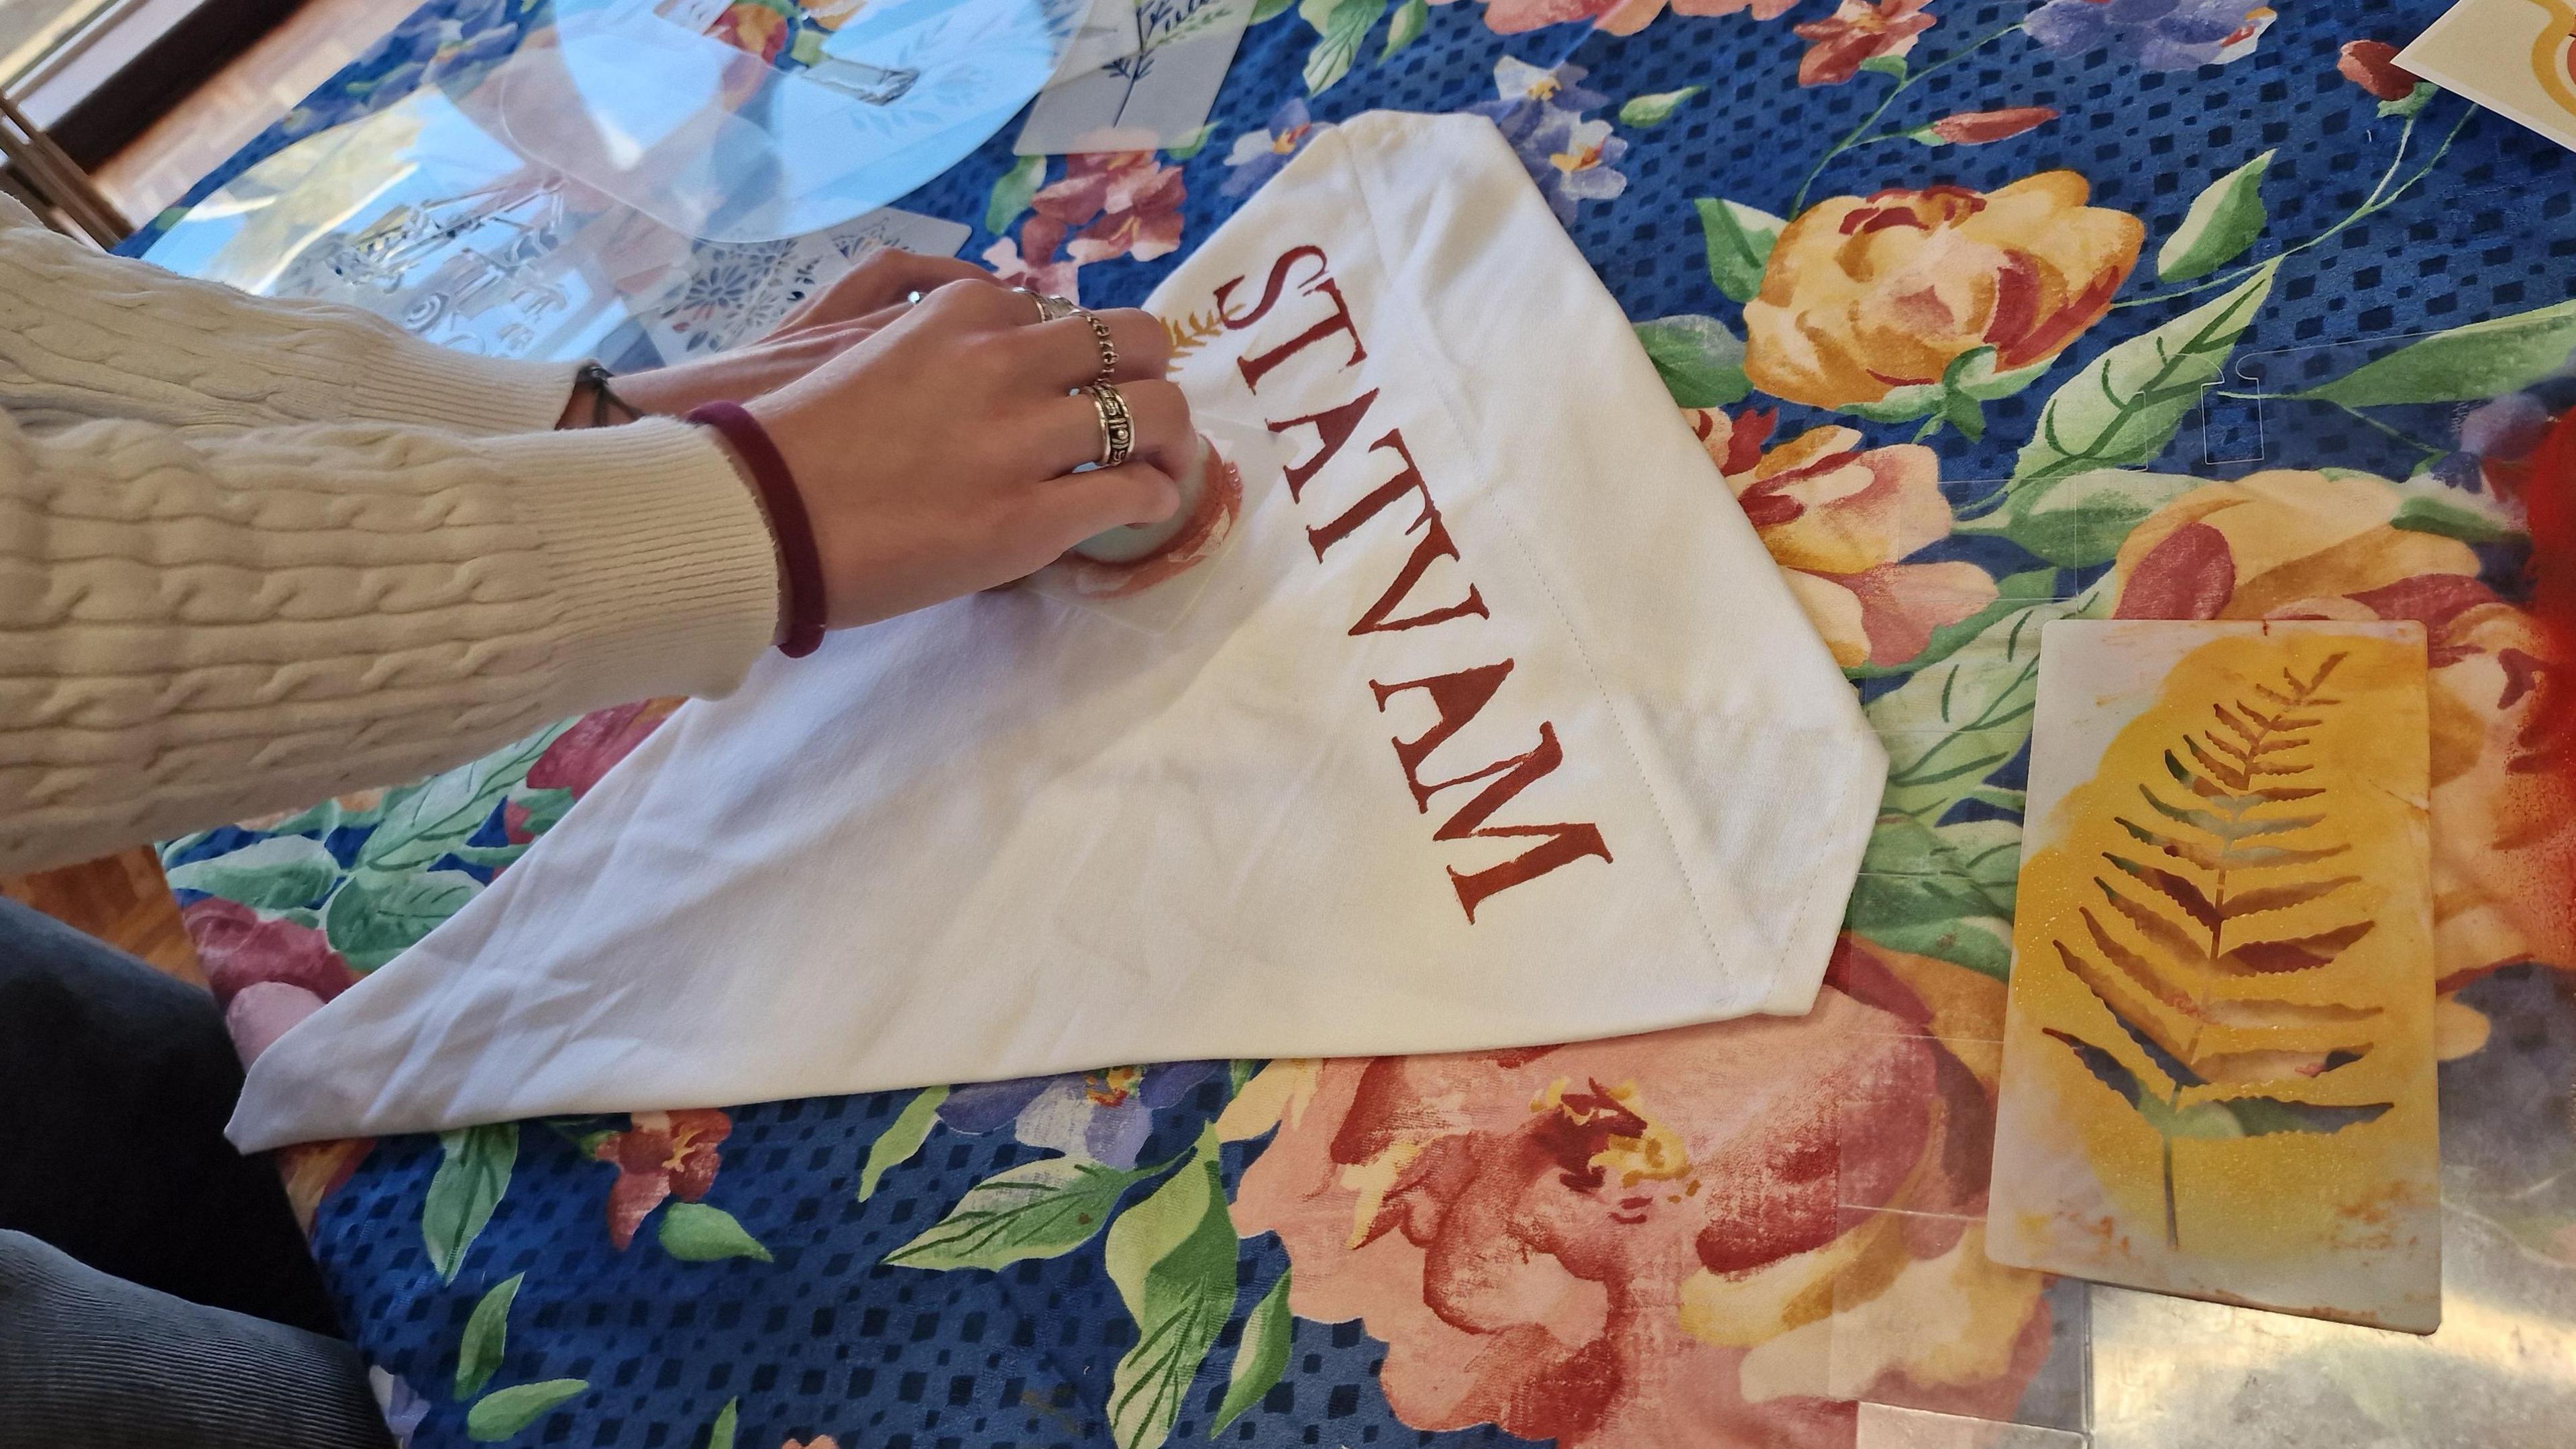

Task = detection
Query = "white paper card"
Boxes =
[1050,0,1144,83]
[1015,0,1251,154]
[2397,0,2576,153]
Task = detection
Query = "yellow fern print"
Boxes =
[1992,624,2440,1329]
[1159,308,1227,363]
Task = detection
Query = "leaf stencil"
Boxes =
[1992,623,2443,1330]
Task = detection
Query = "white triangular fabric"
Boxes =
[230,112,1887,1151]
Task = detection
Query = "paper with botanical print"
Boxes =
[1987,620,2441,1333]
[2398,0,2576,152]
[1015,0,1254,154]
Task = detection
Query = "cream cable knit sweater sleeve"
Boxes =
[0,206,782,877]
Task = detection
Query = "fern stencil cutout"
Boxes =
[2043,652,2396,1248]
[1161,308,1226,363]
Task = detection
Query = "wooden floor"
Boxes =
[4,0,417,977]
[92,0,419,223]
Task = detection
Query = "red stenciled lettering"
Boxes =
[1213,246,1368,391]
[1214,245,1328,329]
[1269,390,1378,501]
[1317,431,1487,635]
[1306,429,1430,557]
[1370,662,1613,921]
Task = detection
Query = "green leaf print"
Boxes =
[985,154,1045,236]
[2156,150,2272,282]
[657,1203,774,1263]
[324,868,480,971]
[1208,1270,1293,1436]
[703,1397,739,1449]
[1164,123,1218,162]
[1836,345,2049,436]
[2009,264,2277,489]
[1953,469,2206,566]
[1250,0,1297,21]
[1692,198,1781,305]
[164,835,341,909]
[1300,0,1385,95]
[505,786,577,843]
[1105,1129,1237,1449]
[1618,87,1700,128]
[885,1155,1159,1271]
[2379,80,2436,120]
[358,722,569,873]
[464,1379,588,1442]
[2391,490,2524,545]
[1866,585,2106,823]
[2294,299,2576,408]
[424,1123,517,1283]
[1380,0,1425,58]
[1633,315,1750,407]
[453,1273,523,1400]
[1846,815,2021,979]
[859,1086,949,1201]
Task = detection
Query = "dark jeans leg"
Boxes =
[0,1230,393,1449]
[0,896,342,1335]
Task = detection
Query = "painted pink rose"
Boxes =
[224,980,325,1062]
[183,896,359,1009]
[527,698,682,800]
[1687,408,1998,669]
[1464,0,1796,40]
[1228,942,2051,1448]
[983,152,1186,298]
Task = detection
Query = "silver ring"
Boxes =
[1076,308,1118,381]
[1086,382,1134,468]
[1016,286,1079,323]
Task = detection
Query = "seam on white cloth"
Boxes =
[1335,121,1760,994]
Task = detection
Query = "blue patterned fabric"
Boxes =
[133,1,2576,1445]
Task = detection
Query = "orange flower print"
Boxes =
[1228,941,2052,1448]
[1686,407,1998,669]
[2107,469,2576,983]
[1465,0,1797,40]
[1743,173,2143,411]
[1927,106,2060,144]
[982,152,1186,297]
[2337,40,2421,101]
[593,1109,732,1249]
[1792,0,1936,87]
[707,1,792,63]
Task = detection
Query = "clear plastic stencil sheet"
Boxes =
[492,0,1084,241]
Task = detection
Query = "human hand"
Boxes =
[739,280,1193,629]
[587,250,1001,422]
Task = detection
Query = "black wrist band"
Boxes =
[574,361,636,427]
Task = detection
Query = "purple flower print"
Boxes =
[2024,0,2276,72]
[935,1061,1221,1167]
[1223,99,1327,198]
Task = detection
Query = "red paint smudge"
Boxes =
[2522,410,2576,944]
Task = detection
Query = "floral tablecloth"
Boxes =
[136,1,2576,1446]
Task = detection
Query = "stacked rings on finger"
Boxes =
[1013,287,1079,322]
[1086,382,1135,468]
[1076,309,1120,382]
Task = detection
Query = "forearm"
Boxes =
[0,414,777,875]
[0,195,578,437]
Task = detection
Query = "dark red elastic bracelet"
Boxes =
[687,400,826,658]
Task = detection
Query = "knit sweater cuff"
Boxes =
[345,342,584,436]
[490,419,783,708]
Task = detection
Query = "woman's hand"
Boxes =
[577,251,1002,423]
[741,279,1193,628]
